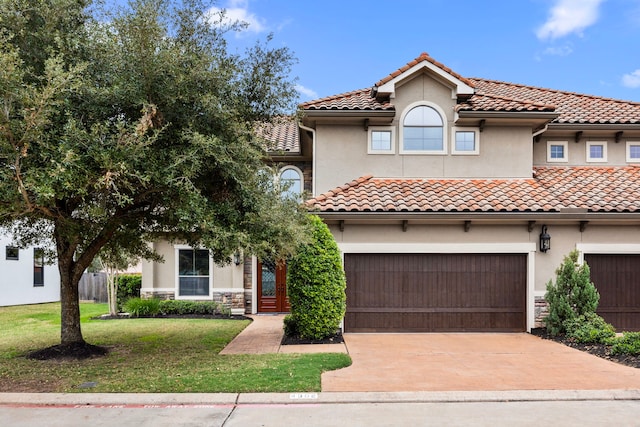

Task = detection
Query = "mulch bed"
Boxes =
[281,331,344,345]
[530,328,640,369]
[25,342,109,361]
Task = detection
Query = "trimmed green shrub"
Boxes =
[117,274,142,311]
[124,297,161,317]
[611,332,640,356]
[158,300,230,316]
[544,250,600,335]
[563,312,616,344]
[285,215,346,340]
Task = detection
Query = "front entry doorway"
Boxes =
[257,260,290,312]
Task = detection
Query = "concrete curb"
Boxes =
[2,390,640,406]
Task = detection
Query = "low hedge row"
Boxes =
[123,298,231,317]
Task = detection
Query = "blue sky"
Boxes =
[210,0,640,104]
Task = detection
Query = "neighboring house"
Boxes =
[142,52,640,332]
[0,234,60,306]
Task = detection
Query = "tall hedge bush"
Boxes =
[544,250,600,335]
[285,215,346,340]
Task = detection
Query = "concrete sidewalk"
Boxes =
[2,389,640,406]
[219,314,348,355]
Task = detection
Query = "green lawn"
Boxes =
[0,303,351,393]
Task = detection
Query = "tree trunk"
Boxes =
[58,254,85,345]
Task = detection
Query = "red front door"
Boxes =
[257,260,290,312]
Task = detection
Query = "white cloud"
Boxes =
[207,0,266,34]
[622,69,640,88]
[295,84,318,100]
[542,44,574,56]
[536,0,604,40]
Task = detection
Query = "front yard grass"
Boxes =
[0,303,351,393]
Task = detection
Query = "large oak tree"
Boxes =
[0,0,309,350]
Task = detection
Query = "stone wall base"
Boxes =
[534,295,548,329]
[140,289,245,314]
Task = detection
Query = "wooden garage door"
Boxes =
[344,253,527,332]
[584,254,640,332]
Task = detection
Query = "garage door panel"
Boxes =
[584,254,640,331]
[344,253,526,333]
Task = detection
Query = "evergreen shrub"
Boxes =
[285,215,346,340]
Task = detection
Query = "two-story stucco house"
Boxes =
[142,52,640,332]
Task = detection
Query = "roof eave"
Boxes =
[457,111,559,120]
[313,211,640,221]
[302,110,395,118]
[547,122,640,131]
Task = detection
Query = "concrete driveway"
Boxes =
[322,333,640,392]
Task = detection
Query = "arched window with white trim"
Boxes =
[400,103,447,154]
[279,166,303,198]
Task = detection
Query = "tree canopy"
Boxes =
[0,0,310,348]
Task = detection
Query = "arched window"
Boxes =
[402,105,445,153]
[279,166,303,198]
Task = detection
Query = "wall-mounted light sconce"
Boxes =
[539,225,551,253]
[233,251,242,265]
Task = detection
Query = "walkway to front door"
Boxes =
[257,260,289,313]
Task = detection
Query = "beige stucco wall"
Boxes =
[314,74,534,194]
[327,221,640,295]
[140,240,245,297]
[533,136,637,166]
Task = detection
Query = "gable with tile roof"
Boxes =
[301,53,640,333]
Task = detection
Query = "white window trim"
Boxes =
[279,165,304,196]
[626,141,640,163]
[451,127,480,155]
[586,141,607,163]
[174,244,213,299]
[546,141,568,163]
[367,126,395,154]
[399,101,448,155]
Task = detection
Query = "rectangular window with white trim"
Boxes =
[547,141,568,163]
[452,129,479,155]
[586,141,607,162]
[627,141,640,163]
[368,127,395,154]
[177,249,210,297]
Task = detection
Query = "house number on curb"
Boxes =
[289,393,318,400]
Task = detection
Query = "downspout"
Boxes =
[298,123,317,196]
[532,124,548,139]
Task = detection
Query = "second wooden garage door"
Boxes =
[344,253,527,332]
[585,254,640,332]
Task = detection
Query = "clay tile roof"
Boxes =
[534,166,640,212]
[301,88,393,111]
[375,52,476,88]
[456,92,556,113]
[307,167,640,213]
[300,54,640,124]
[468,78,640,124]
[255,117,300,153]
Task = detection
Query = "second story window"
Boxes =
[547,141,568,163]
[401,104,446,154]
[452,129,480,155]
[586,141,607,162]
[627,141,640,163]
[279,166,303,198]
[368,127,395,154]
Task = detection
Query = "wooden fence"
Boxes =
[78,272,108,303]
